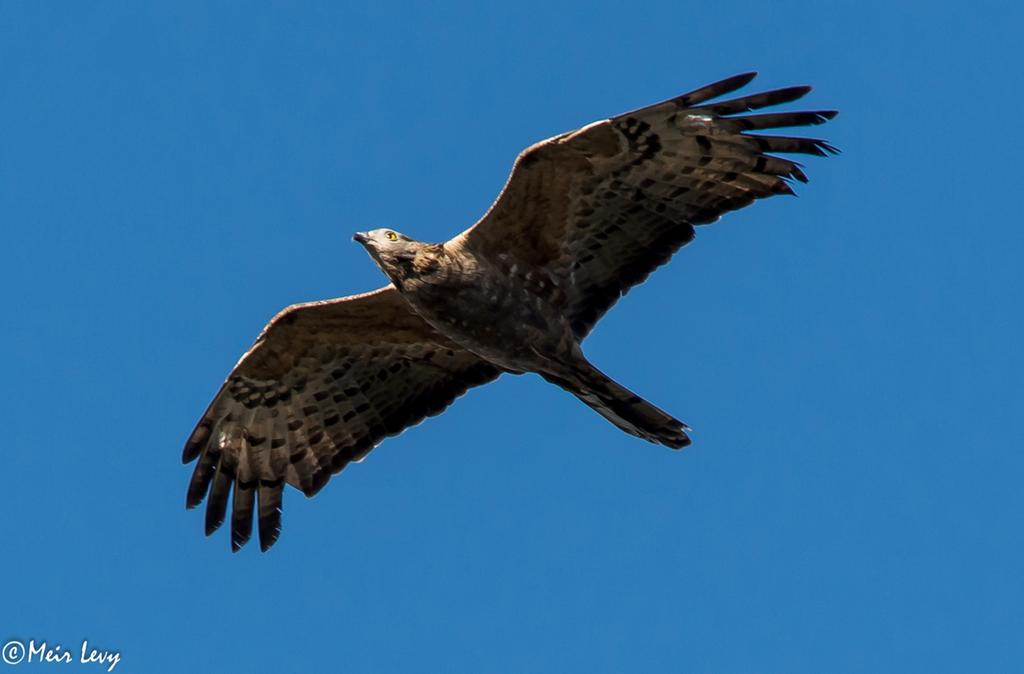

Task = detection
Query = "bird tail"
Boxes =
[542,360,690,449]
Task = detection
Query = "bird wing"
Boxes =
[182,286,501,551]
[454,72,837,337]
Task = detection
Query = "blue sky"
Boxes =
[2,2,1022,672]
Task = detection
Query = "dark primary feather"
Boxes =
[458,72,838,337]
[183,287,500,551]
[671,71,758,107]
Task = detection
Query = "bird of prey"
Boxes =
[183,72,837,551]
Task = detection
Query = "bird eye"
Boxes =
[386,231,398,241]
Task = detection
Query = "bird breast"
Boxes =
[400,254,575,371]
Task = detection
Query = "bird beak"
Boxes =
[352,231,369,244]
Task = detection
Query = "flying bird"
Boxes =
[183,72,837,551]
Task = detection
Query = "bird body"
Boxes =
[355,228,689,448]
[183,72,837,551]
[361,232,576,372]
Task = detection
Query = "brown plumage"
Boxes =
[184,72,837,551]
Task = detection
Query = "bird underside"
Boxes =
[393,248,691,448]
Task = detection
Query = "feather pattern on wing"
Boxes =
[455,72,838,337]
[182,287,500,550]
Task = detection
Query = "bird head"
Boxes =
[353,228,434,284]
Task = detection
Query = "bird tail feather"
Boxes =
[543,361,690,449]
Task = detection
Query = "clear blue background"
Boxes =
[3,2,1021,672]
